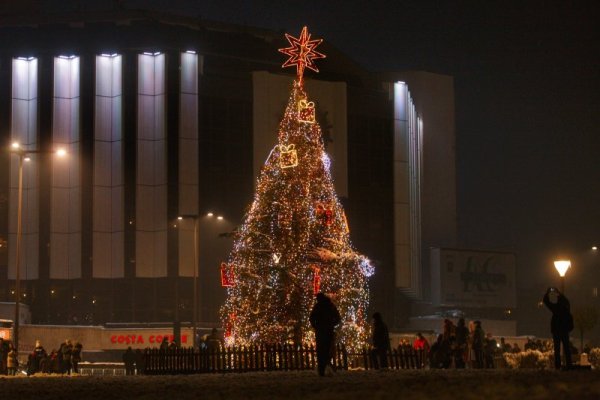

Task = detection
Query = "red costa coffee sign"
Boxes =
[110,334,188,345]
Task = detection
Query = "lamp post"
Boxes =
[554,259,571,293]
[178,215,199,347]
[9,142,66,353]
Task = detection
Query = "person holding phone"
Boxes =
[543,287,574,370]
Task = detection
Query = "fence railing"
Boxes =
[143,344,423,375]
[143,344,346,375]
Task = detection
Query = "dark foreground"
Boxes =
[2,369,599,400]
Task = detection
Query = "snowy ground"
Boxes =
[1,369,599,400]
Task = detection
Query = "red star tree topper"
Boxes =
[278,26,326,85]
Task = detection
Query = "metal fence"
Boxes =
[142,344,423,375]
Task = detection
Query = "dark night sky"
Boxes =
[7,1,600,331]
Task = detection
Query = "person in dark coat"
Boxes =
[454,318,469,369]
[135,348,145,375]
[61,339,73,374]
[543,287,574,370]
[429,334,450,369]
[32,340,47,375]
[370,312,391,369]
[71,342,82,374]
[159,337,169,351]
[309,293,341,377]
[123,347,136,375]
[471,321,485,369]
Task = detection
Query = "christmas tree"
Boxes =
[221,27,373,350]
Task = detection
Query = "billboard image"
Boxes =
[431,248,517,308]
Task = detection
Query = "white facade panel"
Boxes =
[178,52,199,277]
[136,53,167,278]
[93,55,124,278]
[393,82,422,299]
[9,57,39,280]
[50,56,81,279]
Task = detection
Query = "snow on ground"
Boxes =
[1,369,599,400]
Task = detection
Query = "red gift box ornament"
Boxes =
[311,265,321,295]
[278,144,298,169]
[297,98,316,124]
[315,202,334,226]
[220,262,235,287]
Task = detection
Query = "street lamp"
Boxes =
[554,260,571,293]
[178,215,199,347]
[9,142,66,353]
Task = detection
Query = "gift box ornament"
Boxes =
[315,202,334,226]
[278,143,298,169]
[298,99,316,123]
[220,262,235,287]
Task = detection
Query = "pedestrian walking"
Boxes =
[309,293,341,377]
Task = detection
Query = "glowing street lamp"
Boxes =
[9,142,67,353]
[554,260,571,293]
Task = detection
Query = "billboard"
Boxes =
[431,248,516,308]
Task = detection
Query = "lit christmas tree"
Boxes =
[221,27,373,350]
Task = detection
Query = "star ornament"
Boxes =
[278,26,326,83]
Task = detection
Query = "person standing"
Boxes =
[454,318,469,369]
[28,340,48,375]
[471,321,485,369]
[61,339,73,375]
[7,343,18,376]
[0,338,5,375]
[135,348,145,375]
[543,287,574,370]
[309,293,341,377]
[371,312,391,370]
[413,333,430,368]
[71,342,82,374]
[206,328,223,351]
[123,347,136,375]
[484,332,497,369]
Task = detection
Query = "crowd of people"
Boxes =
[0,338,83,376]
[411,319,503,369]
[26,339,83,375]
